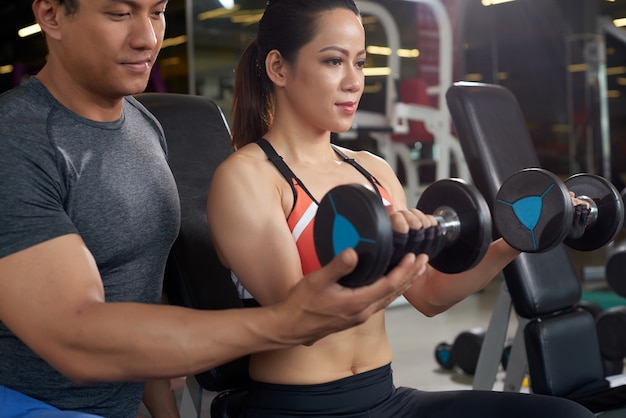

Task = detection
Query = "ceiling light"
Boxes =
[230,13,263,24]
[198,5,241,21]
[160,57,181,66]
[607,66,626,76]
[18,23,41,38]
[161,35,187,49]
[482,0,516,5]
[607,90,621,98]
[397,49,419,58]
[614,18,626,27]
[465,73,483,81]
[363,67,391,77]
[366,46,420,58]
[367,46,392,56]
[219,0,235,9]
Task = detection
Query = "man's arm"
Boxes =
[0,233,424,384]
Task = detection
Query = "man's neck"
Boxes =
[36,65,125,122]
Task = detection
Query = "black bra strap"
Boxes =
[256,138,299,182]
[331,144,384,199]
[256,138,319,205]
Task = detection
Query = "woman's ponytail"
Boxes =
[231,39,273,149]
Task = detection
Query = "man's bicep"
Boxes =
[0,234,105,355]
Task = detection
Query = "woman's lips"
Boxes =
[336,102,357,115]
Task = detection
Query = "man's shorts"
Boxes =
[0,385,103,417]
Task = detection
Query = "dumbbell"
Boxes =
[434,328,513,375]
[494,168,624,253]
[313,178,492,287]
[434,328,485,375]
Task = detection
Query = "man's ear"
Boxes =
[265,50,289,87]
[32,0,64,41]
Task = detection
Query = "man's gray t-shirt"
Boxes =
[0,78,181,417]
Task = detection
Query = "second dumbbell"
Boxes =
[494,168,624,253]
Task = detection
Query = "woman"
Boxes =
[207,1,594,416]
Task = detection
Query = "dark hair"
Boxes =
[230,0,360,149]
[56,0,80,15]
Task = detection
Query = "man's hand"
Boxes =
[275,248,427,346]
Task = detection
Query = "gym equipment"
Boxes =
[135,93,248,418]
[336,1,467,206]
[577,299,604,319]
[605,188,626,297]
[494,167,624,253]
[434,328,485,375]
[564,173,624,251]
[620,187,626,220]
[574,300,624,376]
[595,307,626,376]
[435,328,515,375]
[314,184,394,288]
[606,242,626,298]
[446,81,626,414]
[596,307,626,361]
[435,329,512,375]
[314,178,492,287]
[416,178,492,274]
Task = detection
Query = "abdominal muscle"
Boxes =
[248,310,392,384]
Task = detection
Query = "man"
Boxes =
[0,0,426,416]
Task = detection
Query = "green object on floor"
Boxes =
[582,290,626,310]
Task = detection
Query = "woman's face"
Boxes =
[278,8,366,135]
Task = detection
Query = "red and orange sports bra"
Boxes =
[231,138,393,301]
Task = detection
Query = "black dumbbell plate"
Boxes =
[417,178,492,273]
[494,168,572,252]
[314,184,393,287]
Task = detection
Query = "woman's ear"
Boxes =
[32,0,63,41]
[265,50,289,87]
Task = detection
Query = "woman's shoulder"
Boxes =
[219,142,266,170]
[213,141,280,187]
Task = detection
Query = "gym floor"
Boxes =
[386,275,514,392]
[140,244,625,417]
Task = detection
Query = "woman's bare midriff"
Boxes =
[248,311,392,384]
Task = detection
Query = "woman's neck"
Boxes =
[263,128,336,165]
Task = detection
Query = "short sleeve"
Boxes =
[0,125,77,259]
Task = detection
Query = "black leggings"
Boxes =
[242,364,595,417]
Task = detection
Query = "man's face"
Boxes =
[54,0,167,100]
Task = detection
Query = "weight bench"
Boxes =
[445,81,626,414]
[134,93,251,418]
